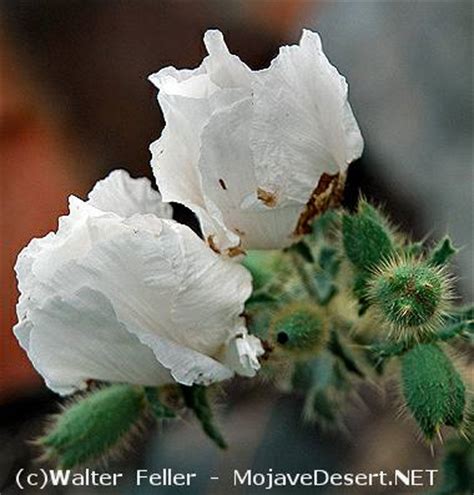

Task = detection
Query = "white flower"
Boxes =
[149,29,363,254]
[14,170,263,395]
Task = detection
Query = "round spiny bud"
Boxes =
[369,257,451,341]
[270,303,328,356]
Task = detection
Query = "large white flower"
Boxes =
[149,29,363,254]
[14,170,262,395]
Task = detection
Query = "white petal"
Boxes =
[149,30,248,250]
[198,98,304,249]
[250,30,363,205]
[223,332,265,378]
[48,218,252,355]
[87,169,172,219]
[202,30,252,89]
[15,288,172,395]
[149,29,363,252]
[16,194,254,390]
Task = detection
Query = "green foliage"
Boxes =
[431,407,474,495]
[328,330,365,377]
[35,198,473,462]
[41,385,145,468]
[144,387,176,419]
[401,344,466,440]
[180,385,227,449]
[271,303,327,355]
[242,250,290,292]
[370,258,448,340]
[429,236,458,267]
[342,201,394,271]
[300,353,351,427]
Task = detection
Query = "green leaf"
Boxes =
[318,246,341,276]
[313,272,337,305]
[328,330,365,377]
[180,385,227,449]
[41,385,145,468]
[429,236,458,267]
[286,240,315,263]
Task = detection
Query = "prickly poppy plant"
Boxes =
[13,29,473,490]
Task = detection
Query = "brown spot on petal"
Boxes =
[218,178,228,190]
[208,234,245,258]
[226,245,246,258]
[257,187,278,207]
[294,172,345,236]
[207,235,221,254]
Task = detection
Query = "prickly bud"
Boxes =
[41,385,146,468]
[369,257,451,340]
[271,303,328,355]
[342,201,394,271]
[401,344,465,440]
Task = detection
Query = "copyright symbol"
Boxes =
[15,468,48,490]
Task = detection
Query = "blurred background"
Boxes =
[0,1,472,493]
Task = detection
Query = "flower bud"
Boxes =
[369,257,451,340]
[270,303,328,356]
[401,344,465,440]
[342,201,394,271]
[41,385,146,468]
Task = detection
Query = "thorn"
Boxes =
[429,442,435,457]
[436,428,444,445]
[399,305,412,317]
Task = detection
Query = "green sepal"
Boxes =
[404,241,425,258]
[144,387,175,419]
[342,201,394,271]
[286,240,315,263]
[429,236,458,267]
[310,210,340,241]
[401,344,466,440]
[180,385,227,450]
[328,330,365,377]
[302,353,350,427]
[313,272,337,306]
[318,246,341,276]
[41,385,145,468]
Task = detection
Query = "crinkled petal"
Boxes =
[198,98,304,249]
[149,29,363,252]
[15,288,172,395]
[148,30,249,250]
[16,196,254,390]
[87,169,172,219]
[202,29,252,89]
[250,30,363,205]
[223,332,265,378]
